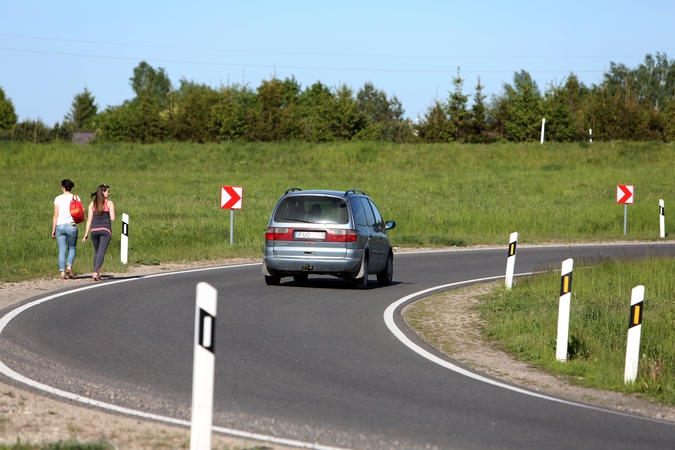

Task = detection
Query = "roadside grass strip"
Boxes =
[479,256,675,405]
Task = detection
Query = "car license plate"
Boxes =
[295,231,325,240]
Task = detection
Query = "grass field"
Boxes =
[1,140,673,282]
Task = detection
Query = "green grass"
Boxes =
[1,140,674,282]
[479,257,675,404]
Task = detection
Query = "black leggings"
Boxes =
[91,230,111,274]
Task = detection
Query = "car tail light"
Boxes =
[266,227,357,242]
[326,229,357,242]
[266,227,293,241]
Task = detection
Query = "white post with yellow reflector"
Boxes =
[556,258,573,362]
[505,232,518,290]
[624,285,645,384]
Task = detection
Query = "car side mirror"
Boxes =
[385,221,396,231]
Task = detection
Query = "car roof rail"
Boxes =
[344,189,366,196]
[284,187,303,194]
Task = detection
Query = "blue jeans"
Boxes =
[56,223,78,271]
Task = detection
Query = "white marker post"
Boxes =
[556,258,573,362]
[540,118,545,144]
[589,129,592,143]
[190,282,217,450]
[505,232,518,290]
[660,199,665,238]
[624,285,644,384]
[121,213,129,264]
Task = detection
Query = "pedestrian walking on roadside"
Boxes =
[52,179,81,279]
[82,184,115,281]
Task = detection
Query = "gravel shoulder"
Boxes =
[0,253,673,448]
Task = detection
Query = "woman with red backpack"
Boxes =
[52,179,82,279]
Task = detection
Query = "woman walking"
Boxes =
[52,179,81,279]
[82,184,115,281]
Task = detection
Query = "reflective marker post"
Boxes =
[121,213,129,264]
[660,199,665,238]
[190,282,217,450]
[624,285,644,384]
[556,258,573,362]
[540,118,545,144]
[505,232,518,290]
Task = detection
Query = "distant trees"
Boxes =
[130,61,172,108]
[10,120,71,143]
[6,54,675,145]
[64,88,98,130]
[0,86,71,143]
[415,53,675,143]
[92,62,415,144]
[0,87,18,134]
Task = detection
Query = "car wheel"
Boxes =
[293,273,309,283]
[377,252,393,286]
[265,274,281,285]
[352,254,369,289]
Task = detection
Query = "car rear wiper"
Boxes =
[281,218,312,223]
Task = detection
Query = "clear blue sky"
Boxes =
[1,0,673,125]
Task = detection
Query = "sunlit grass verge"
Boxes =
[2,140,674,282]
[479,257,675,405]
[0,440,111,450]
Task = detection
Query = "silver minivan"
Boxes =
[263,188,396,288]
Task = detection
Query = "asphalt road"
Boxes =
[2,243,675,449]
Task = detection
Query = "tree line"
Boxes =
[1,52,674,144]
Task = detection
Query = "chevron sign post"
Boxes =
[617,185,634,236]
[220,186,243,246]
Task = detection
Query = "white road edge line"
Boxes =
[383,273,675,425]
[0,262,348,450]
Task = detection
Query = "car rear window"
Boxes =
[273,195,350,224]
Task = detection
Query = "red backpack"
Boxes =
[70,195,85,224]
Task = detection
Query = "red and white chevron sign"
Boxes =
[220,186,243,209]
[616,185,634,204]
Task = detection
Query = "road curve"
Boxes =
[2,243,675,449]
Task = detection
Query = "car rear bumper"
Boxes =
[263,247,363,276]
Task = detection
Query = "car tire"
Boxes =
[265,274,281,285]
[377,252,393,286]
[293,273,309,284]
[352,254,369,289]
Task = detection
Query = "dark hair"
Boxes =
[61,179,75,192]
[90,184,109,215]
